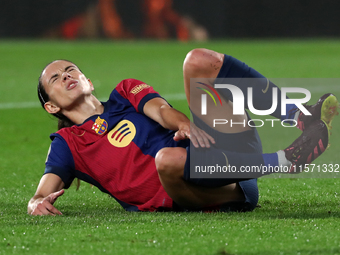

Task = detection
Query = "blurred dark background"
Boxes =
[1,0,339,40]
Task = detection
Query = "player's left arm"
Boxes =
[143,97,215,148]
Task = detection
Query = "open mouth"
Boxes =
[67,81,78,90]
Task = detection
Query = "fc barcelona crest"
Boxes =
[92,117,108,135]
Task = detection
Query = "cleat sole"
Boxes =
[321,119,331,146]
[320,94,339,130]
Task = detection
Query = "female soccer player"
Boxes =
[27,48,337,215]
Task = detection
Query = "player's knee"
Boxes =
[155,147,186,178]
[183,48,206,74]
[183,48,224,76]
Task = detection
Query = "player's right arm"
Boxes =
[27,173,65,216]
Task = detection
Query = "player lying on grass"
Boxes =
[27,48,339,215]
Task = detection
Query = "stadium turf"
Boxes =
[0,40,340,255]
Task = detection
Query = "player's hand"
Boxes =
[174,122,215,148]
[30,190,64,216]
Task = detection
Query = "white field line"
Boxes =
[1,83,340,110]
[0,93,187,110]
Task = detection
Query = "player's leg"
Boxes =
[182,48,338,181]
[155,147,248,209]
[183,48,339,130]
[216,54,339,130]
[155,117,330,210]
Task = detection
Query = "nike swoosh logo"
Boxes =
[222,152,229,167]
[262,78,270,93]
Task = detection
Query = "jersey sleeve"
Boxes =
[44,134,75,189]
[113,78,162,113]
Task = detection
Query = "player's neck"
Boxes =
[62,95,104,125]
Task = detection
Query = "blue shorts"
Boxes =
[188,112,262,212]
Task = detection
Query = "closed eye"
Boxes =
[49,73,59,84]
[65,65,77,72]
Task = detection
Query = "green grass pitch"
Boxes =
[1,39,340,255]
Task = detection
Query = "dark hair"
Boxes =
[37,61,75,130]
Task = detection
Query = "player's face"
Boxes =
[41,60,94,112]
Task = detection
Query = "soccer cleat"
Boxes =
[296,93,339,131]
[284,119,330,173]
